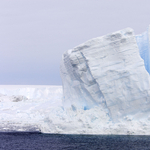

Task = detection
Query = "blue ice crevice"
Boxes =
[136,27,150,74]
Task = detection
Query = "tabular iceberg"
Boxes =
[60,26,150,121]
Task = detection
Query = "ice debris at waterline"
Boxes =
[1,27,150,135]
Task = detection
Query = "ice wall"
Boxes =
[136,26,150,74]
[60,27,150,121]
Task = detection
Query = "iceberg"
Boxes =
[60,27,150,121]
[1,26,150,135]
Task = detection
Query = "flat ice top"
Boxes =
[0,85,62,88]
[0,85,62,99]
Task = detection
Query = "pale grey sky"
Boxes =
[0,0,150,85]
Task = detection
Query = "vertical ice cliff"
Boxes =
[60,27,150,121]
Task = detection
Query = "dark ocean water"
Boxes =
[0,132,150,150]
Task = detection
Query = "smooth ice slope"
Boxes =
[61,27,150,121]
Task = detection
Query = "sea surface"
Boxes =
[0,132,150,150]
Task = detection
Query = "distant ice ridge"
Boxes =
[0,85,63,133]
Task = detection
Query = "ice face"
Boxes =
[136,26,150,74]
[60,27,150,121]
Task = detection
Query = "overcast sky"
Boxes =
[0,0,150,85]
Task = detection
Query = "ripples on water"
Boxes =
[0,132,150,150]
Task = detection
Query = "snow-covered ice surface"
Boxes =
[1,26,150,135]
[0,85,63,133]
[1,85,150,135]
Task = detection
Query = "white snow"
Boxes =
[1,26,150,135]
[0,85,150,135]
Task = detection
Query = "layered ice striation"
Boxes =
[61,27,150,121]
